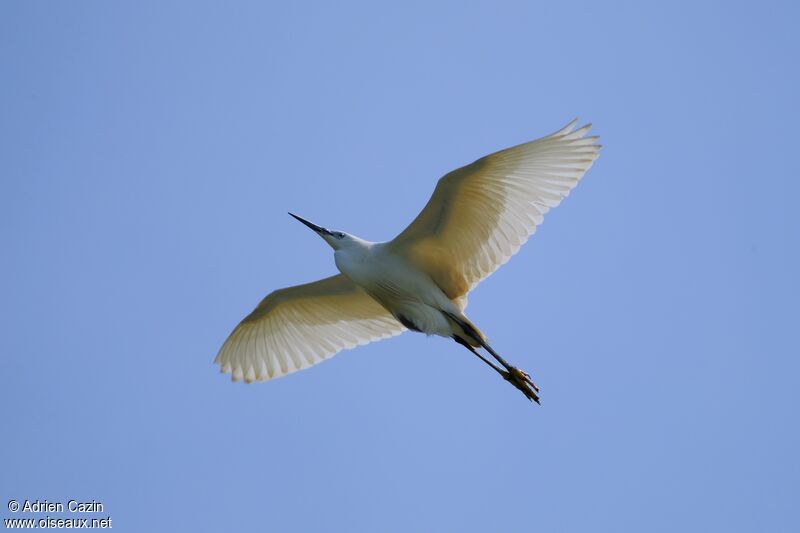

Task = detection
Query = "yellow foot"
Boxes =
[502,367,540,404]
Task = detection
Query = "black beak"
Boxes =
[288,213,332,236]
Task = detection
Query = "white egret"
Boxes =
[215,119,600,403]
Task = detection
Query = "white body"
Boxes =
[334,239,461,338]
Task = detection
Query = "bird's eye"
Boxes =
[336,232,345,239]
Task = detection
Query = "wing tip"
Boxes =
[554,118,580,136]
[550,118,600,143]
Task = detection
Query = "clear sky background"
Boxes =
[2,1,798,531]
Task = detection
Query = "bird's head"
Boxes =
[289,213,353,251]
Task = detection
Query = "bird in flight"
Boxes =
[215,119,600,403]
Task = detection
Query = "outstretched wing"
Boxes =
[215,274,405,383]
[387,119,600,300]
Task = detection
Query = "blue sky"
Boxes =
[2,1,798,531]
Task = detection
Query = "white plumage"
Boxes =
[217,275,404,382]
[215,119,601,402]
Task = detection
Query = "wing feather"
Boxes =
[388,119,600,299]
[215,274,405,383]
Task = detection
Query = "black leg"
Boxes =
[453,335,505,375]
[444,311,518,374]
[452,335,540,404]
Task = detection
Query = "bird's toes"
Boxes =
[510,367,540,393]
[503,368,541,405]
